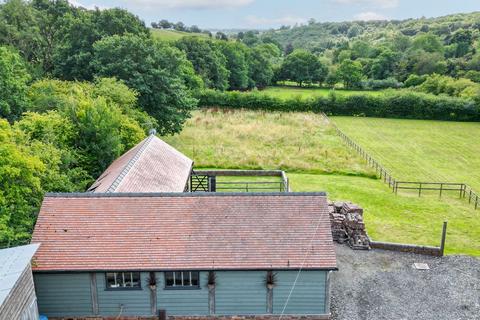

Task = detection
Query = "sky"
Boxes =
[72,0,480,29]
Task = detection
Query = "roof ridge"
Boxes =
[106,135,155,193]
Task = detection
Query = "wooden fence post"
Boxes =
[440,221,448,257]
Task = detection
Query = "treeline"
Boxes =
[233,12,480,92]
[199,89,479,121]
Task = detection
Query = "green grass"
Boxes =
[261,86,384,100]
[290,173,479,256]
[163,109,480,256]
[150,28,208,41]
[332,117,480,191]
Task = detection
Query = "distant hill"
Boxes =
[151,29,210,41]
[260,12,480,52]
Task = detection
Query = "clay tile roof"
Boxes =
[88,135,193,193]
[31,193,336,272]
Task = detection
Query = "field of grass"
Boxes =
[261,86,384,100]
[164,109,374,177]
[150,28,208,41]
[332,117,480,191]
[163,109,480,256]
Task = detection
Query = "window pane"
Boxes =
[106,272,118,288]
[175,271,182,286]
[183,272,191,286]
[131,272,140,288]
[165,272,174,286]
[191,272,199,286]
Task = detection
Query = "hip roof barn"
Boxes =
[88,134,193,193]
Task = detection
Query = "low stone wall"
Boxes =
[48,315,330,320]
[370,241,442,257]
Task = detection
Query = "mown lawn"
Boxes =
[261,86,384,99]
[163,109,480,256]
[332,117,480,191]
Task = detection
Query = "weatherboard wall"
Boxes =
[34,270,329,318]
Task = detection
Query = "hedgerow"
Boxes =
[198,89,480,121]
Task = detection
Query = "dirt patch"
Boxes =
[331,244,480,320]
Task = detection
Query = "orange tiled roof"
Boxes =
[31,193,336,272]
[88,135,193,193]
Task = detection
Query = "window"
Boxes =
[106,272,141,289]
[165,271,199,288]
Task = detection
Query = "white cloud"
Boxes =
[335,0,399,9]
[246,15,307,27]
[354,11,387,20]
[129,0,255,10]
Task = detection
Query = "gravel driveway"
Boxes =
[331,244,480,320]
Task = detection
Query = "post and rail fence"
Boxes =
[321,113,479,210]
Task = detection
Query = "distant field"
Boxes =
[332,117,480,191]
[261,86,384,99]
[150,28,208,41]
[164,109,480,256]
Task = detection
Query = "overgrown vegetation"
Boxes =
[163,109,374,176]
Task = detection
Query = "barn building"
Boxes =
[0,244,40,320]
[31,134,337,320]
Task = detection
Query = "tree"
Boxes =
[92,34,200,134]
[336,59,364,88]
[248,44,280,88]
[158,19,172,29]
[0,119,44,247]
[279,50,328,86]
[174,22,186,32]
[53,8,149,80]
[176,37,229,90]
[215,32,228,41]
[370,49,399,80]
[219,41,250,90]
[412,33,444,53]
[0,0,42,65]
[0,46,30,122]
[410,50,447,75]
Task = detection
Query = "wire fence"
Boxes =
[322,113,479,210]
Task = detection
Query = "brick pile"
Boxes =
[328,201,370,250]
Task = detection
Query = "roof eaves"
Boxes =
[44,191,328,198]
[106,135,154,193]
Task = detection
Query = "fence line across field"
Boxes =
[321,113,479,210]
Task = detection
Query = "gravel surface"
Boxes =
[331,244,480,320]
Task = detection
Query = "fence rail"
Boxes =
[322,113,479,210]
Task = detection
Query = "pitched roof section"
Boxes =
[31,193,336,272]
[0,244,39,307]
[88,135,193,193]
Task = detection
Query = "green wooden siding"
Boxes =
[34,273,92,317]
[34,270,329,317]
[215,271,267,315]
[273,270,327,315]
[156,272,209,315]
[95,272,151,316]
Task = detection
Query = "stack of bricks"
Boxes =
[328,201,370,250]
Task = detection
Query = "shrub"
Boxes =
[198,89,480,122]
[362,78,404,90]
